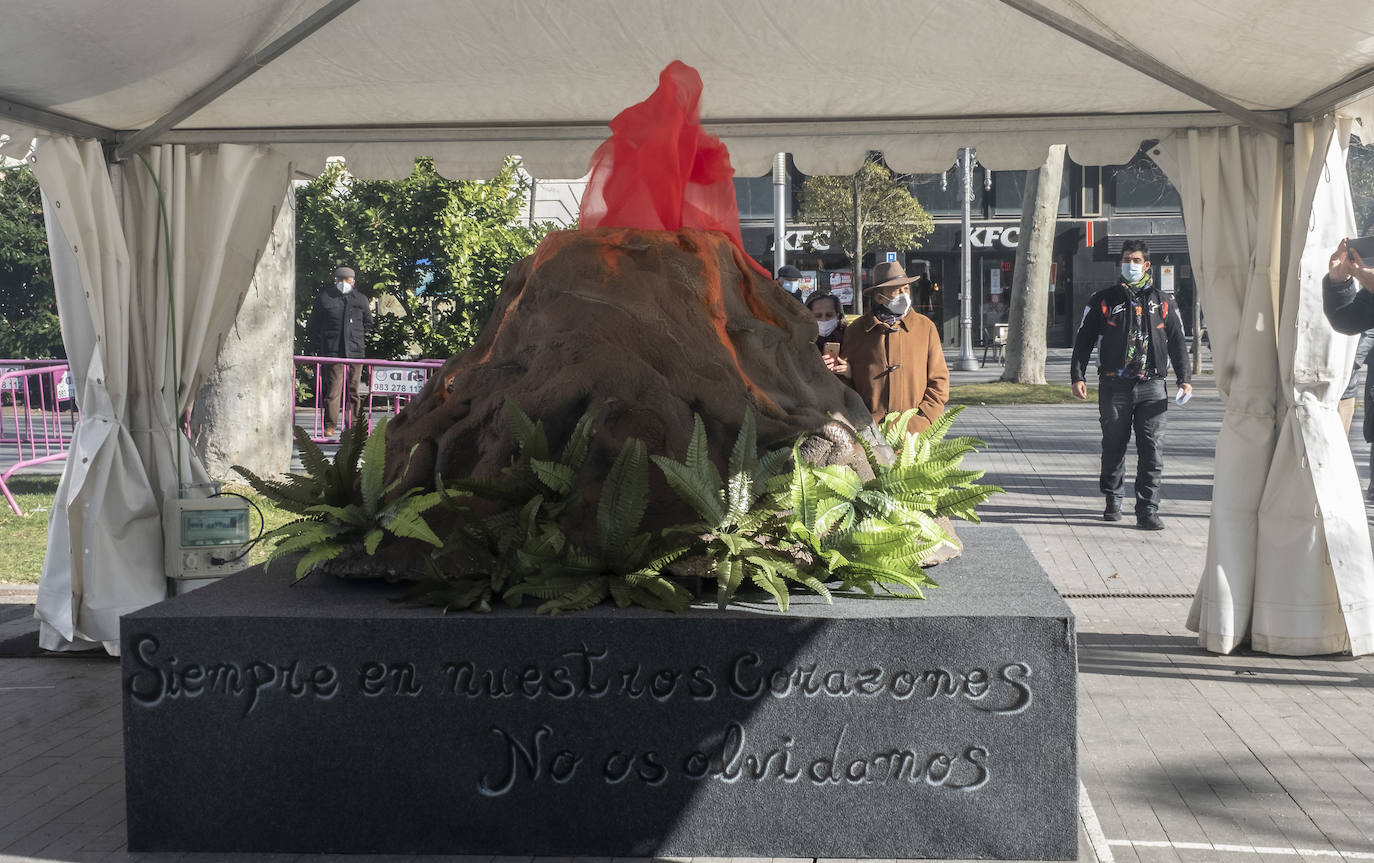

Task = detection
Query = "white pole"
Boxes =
[772,152,787,276]
[957,147,981,370]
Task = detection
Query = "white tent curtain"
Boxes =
[1157,120,1374,656]
[29,137,289,654]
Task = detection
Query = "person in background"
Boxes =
[805,291,849,378]
[1070,239,1191,531]
[776,264,806,302]
[1324,238,1374,333]
[839,261,948,434]
[1338,328,1374,501]
[1338,328,1374,436]
[306,265,372,438]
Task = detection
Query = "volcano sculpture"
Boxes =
[384,225,883,529]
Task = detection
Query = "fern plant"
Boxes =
[234,418,443,578]
[410,399,693,615]
[652,411,825,611]
[776,404,1001,599]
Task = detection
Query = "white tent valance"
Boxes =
[4,1,1372,177]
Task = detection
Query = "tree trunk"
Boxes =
[1002,145,1066,384]
[190,191,295,482]
[851,173,864,316]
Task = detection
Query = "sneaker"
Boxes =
[1137,512,1165,531]
[324,426,338,437]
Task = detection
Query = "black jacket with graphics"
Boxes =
[1070,280,1191,386]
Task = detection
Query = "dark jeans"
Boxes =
[1098,377,1168,514]
[321,362,363,430]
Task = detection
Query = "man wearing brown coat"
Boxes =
[838,261,949,434]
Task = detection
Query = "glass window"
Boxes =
[734,174,786,221]
[992,171,1027,216]
[1110,156,1181,214]
[1082,165,1102,216]
[908,171,985,217]
[1351,137,1374,236]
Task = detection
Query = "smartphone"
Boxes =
[1347,235,1374,263]
[823,342,841,358]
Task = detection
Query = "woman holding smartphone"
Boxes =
[806,291,849,378]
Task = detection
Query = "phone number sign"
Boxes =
[371,366,428,396]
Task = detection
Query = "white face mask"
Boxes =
[336,281,353,294]
[1121,262,1145,282]
[885,294,911,316]
[816,318,839,337]
[782,280,800,292]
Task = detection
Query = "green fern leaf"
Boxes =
[358,417,389,515]
[531,458,577,497]
[379,506,443,547]
[538,577,610,615]
[753,446,791,497]
[292,543,345,580]
[504,398,549,461]
[746,559,789,611]
[685,414,724,495]
[291,425,331,480]
[363,528,385,555]
[559,404,601,473]
[716,555,745,610]
[812,464,862,499]
[305,503,368,527]
[814,498,856,537]
[880,409,922,447]
[935,484,1003,521]
[728,409,758,482]
[598,437,649,565]
[928,435,986,462]
[655,456,727,524]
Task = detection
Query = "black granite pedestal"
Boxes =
[121,523,1077,859]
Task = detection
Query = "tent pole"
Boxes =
[113,0,364,161]
[1288,68,1374,123]
[0,97,115,141]
[996,0,1291,141]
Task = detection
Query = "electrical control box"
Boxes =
[164,494,253,580]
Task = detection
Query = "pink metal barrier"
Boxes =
[293,356,444,443]
[0,362,76,515]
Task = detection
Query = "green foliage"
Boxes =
[233,418,441,579]
[0,164,62,358]
[411,399,695,615]
[797,154,934,313]
[294,157,554,361]
[246,398,998,615]
[777,406,1001,600]
[653,412,819,611]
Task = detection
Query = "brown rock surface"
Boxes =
[384,226,881,533]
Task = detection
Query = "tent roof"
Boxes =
[3,0,1374,177]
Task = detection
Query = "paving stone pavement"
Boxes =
[1,349,1372,863]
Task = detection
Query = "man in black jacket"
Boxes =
[1071,240,1192,530]
[306,266,373,437]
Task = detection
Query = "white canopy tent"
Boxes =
[2,0,1373,655]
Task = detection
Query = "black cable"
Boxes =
[209,491,265,565]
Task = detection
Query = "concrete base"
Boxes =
[121,522,1077,859]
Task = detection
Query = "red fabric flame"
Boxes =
[579,61,769,277]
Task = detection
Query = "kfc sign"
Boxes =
[771,228,830,252]
[968,226,1020,249]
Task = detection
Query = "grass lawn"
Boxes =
[0,476,296,586]
[948,381,1096,405]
